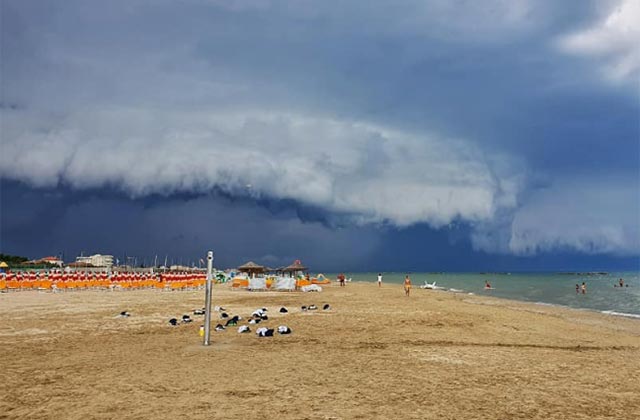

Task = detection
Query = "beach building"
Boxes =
[67,261,95,269]
[76,254,114,268]
[32,256,64,267]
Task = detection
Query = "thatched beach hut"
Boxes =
[282,260,307,277]
[237,261,265,277]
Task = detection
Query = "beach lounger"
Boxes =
[231,278,249,288]
[170,282,185,291]
[38,280,53,291]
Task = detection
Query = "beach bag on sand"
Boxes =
[278,326,291,335]
[256,327,274,337]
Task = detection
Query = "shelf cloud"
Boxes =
[1,108,523,228]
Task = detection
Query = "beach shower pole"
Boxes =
[203,251,214,346]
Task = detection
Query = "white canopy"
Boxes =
[274,277,296,291]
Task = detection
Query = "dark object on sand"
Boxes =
[182,315,192,323]
[308,305,318,311]
[278,326,292,335]
[193,309,205,315]
[214,324,225,331]
[169,318,178,326]
[119,311,130,317]
[221,312,229,318]
[323,304,330,310]
[225,315,240,326]
[279,307,288,313]
[257,327,275,337]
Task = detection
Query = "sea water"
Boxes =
[324,272,640,318]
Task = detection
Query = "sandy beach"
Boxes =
[1,283,639,420]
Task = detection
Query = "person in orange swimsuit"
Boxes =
[404,275,411,297]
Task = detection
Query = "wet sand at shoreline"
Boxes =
[1,283,639,420]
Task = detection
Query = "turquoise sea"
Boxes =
[325,272,640,318]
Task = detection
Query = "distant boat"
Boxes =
[420,281,444,290]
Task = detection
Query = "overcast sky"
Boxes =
[1,0,639,271]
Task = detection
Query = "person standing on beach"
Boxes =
[377,273,382,288]
[404,275,411,296]
[338,273,346,287]
[576,284,580,293]
[581,282,586,294]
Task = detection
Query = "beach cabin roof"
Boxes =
[0,261,8,268]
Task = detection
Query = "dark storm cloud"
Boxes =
[1,0,638,261]
[0,180,380,269]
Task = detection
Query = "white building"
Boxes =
[76,254,114,267]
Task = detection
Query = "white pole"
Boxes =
[203,251,214,346]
